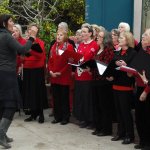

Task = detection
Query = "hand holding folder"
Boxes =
[31,43,43,53]
[115,66,138,75]
[115,65,145,85]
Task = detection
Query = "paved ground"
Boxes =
[3,109,137,150]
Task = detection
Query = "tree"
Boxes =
[0,0,85,52]
[54,0,85,31]
[7,0,85,31]
[0,0,11,14]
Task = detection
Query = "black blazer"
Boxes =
[111,47,137,87]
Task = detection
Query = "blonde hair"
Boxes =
[121,31,134,48]
[27,23,39,35]
[14,24,23,37]
[91,24,101,33]
[57,29,68,42]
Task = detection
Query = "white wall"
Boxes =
[133,0,142,41]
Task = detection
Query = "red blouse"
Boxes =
[23,38,46,68]
[75,40,99,81]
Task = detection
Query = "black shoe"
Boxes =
[92,130,100,135]
[51,119,60,124]
[60,120,69,125]
[122,137,134,144]
[5,135,13,143]
[134,144,144,149]
[24,116,33,122]
[111,135,124,141]
[97,132,112,136]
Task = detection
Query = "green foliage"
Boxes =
[52,0,85,31]
[0,0,85,56]
[0,0,11,14]
[39,21,57,55]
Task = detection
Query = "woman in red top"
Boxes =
[73,25,99,128]
[47,29,74,125]
[23,24,48,123]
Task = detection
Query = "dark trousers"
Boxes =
[51,84,70,121]
[93,83,113,133]
[113,90,134,138]
[0,107,16,120]
[135,87,150,146]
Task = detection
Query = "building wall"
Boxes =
[133,0,142,41]
[85,0,134,31]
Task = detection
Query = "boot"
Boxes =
[0,118,11,149]
[5,135,13,143]
[0,130,11,149]
[0,118,13,143]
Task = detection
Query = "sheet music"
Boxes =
[58,49,64,55]
[96,61,107,75]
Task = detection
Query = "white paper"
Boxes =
[96,61,107,75]
[58,49,64,55]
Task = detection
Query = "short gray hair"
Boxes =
[118,22,130,32]
[58,22,68,32]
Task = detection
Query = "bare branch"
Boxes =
[22,3,37,16]
[7,0,60,25]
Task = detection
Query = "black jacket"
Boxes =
[111,47,137,87]
[0,28,33,72]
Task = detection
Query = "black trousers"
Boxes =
[113,90,134,138]
[93,83,113,133]
[51,84,70,121]
[135,87,150,146]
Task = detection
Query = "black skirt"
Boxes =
[22,67,48,110]
[73,80,94,122]
[0,70,22,108]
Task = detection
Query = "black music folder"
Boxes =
[68,59,97,69]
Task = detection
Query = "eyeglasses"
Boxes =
[112,33,118,36]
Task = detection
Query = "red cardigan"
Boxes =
[47,42,74,85]
[23,38,46,68]
[75,40,99,81]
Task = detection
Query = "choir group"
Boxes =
[0,13,150,150]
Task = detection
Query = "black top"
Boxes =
[0,28,33,72]
[111,47,137,87]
